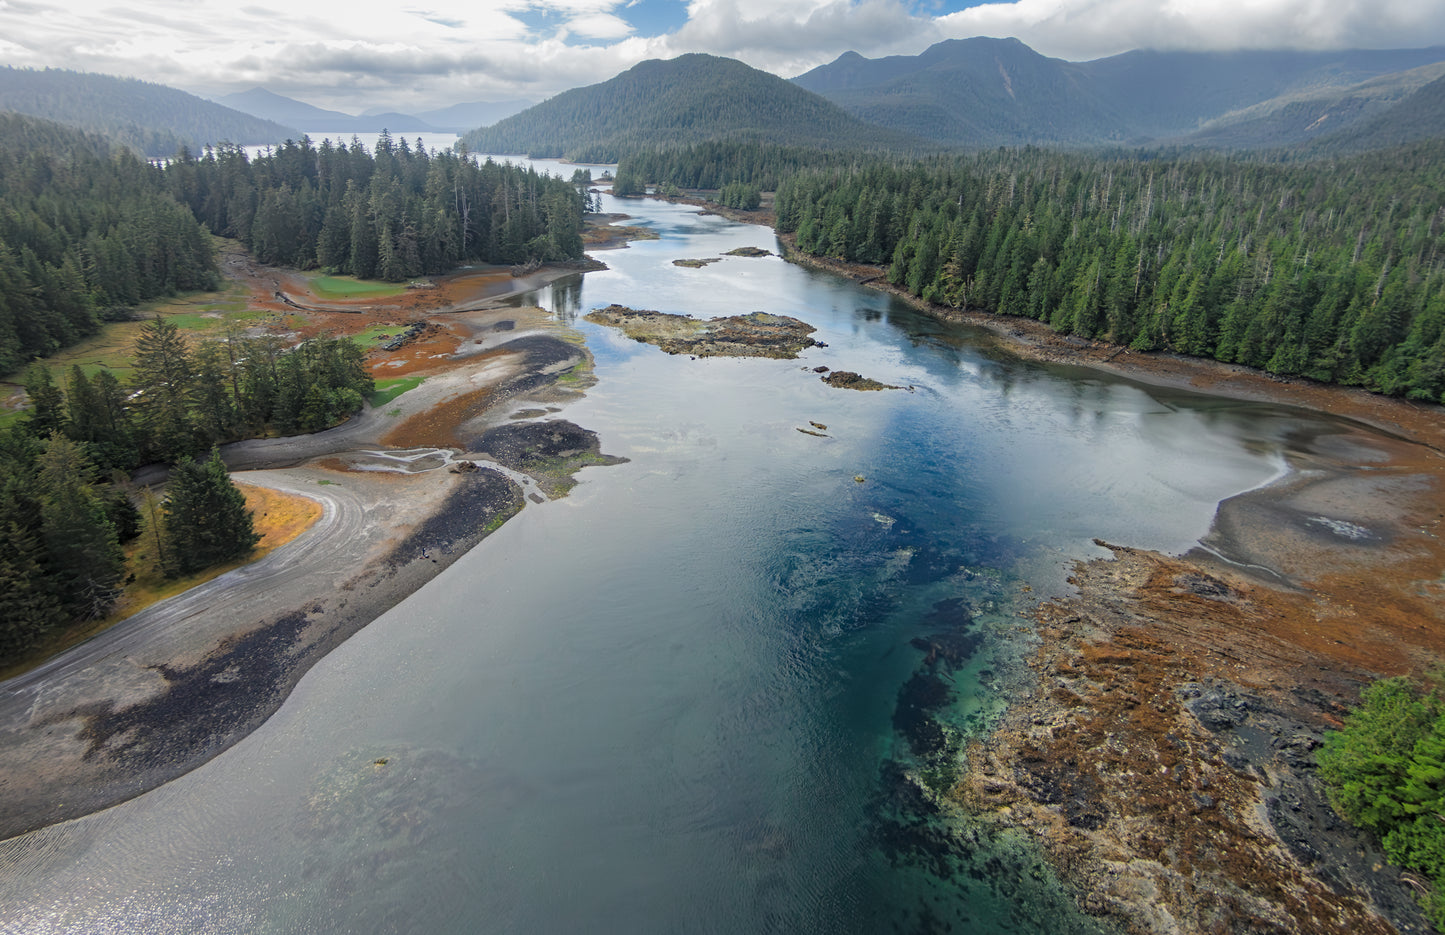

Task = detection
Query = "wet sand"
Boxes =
[0,250,620,841]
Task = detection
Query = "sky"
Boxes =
[2,0,1445,113]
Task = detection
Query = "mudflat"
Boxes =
[0,248,623,842]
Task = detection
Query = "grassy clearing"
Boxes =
[349,324,408,351]
[0,282,270,388]
[370,375,424,407]
[0,482,322,681]
[310,275,408,299]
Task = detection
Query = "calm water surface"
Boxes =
[0,166,1351,933]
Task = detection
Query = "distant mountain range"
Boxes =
[792,38,1445,150]
[0,66,300,157]
[6,42,1445,164]
[460,53,933,161]
[216,88,532,135]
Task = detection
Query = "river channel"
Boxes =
[0,164,1358,933]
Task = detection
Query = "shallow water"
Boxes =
[0,168,1361,934]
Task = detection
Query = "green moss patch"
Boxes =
[369,375,425,407]
[310,276,408,299]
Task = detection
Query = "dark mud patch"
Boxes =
[470,420,627,497]
[393,467,524,563]
[484,334,588,403]
[60,608,316,769]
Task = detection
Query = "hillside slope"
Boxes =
[793,41,1445,149]
[0,67,298,157]
[462,54,931,161]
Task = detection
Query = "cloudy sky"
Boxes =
[2,0,1444,113]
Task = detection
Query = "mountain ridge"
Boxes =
[0,66,300,157]
[461,53,934,161]
[792,39,1445,148]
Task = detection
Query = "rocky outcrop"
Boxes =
[584,305,820,359]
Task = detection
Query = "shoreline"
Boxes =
[770,245,1445,928]
[0,252,620,842]
[768,230,1445,932]
[3,208,1442,933]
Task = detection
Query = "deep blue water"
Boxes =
[0,172,1339,934]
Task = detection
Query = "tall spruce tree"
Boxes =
[161,449,258,577]
[36,434,124,619]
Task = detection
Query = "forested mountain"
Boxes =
[771,143,1445,402]
[793,38,1128,147]
[460,54,931,162]
[1302,73,1445,156]
[0,67,299,158]
[217,88,440,134]
[164,133,585,279]
[1177,62,1445,150]
[791,40,1445,149]
[0,114,218,374]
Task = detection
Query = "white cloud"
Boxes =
[935,0,1445,61]
[564,11,636,39]
[3,0,1445,112]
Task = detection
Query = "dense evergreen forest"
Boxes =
[614,140,876,194]
[766,143,1445,401]
[0,67,299,158]
[0,114,219,375]
[0,319,372,659]
[165,133,586,279]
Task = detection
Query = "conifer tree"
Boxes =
[36,434,124,619]
[161,449,258,577]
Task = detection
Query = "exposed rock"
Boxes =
[822,370,900,391]
[954,543,1434,935]
[725,246,772,257]
[672,258,721,268]
[584,304,819,359]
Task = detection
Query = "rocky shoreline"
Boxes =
[772,234,1445,933]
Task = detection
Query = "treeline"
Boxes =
[774,143,1445,401]
[615,140,883,193]
[0,114,218,374]
[164,134,586,280]
[0,317,367,658]
[24,318,374,472]
[0,66,298,158]
[0,430,257,660]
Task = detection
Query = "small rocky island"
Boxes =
[584,304,820,358]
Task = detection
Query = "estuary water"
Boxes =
[0,171,1354,933]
